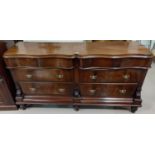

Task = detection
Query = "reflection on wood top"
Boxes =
[4,41,152,58]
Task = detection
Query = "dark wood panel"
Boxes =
[79,69,147,83]
[4,58,17,67]
[39,58,73,68]
[0,42,17,110]
[0,96,4,104]
[5,58,38,67]
[80,83,137,98]
[80,58,152,68]
[17,58,38,67]
[19,82,74,96]
[12,69,74,82]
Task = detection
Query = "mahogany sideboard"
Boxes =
[0,42,17,110]
[3,41,153,112]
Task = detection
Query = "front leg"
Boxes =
[20,104,27,110]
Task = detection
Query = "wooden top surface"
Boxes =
[4,41,152,58]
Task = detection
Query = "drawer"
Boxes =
[39,58,73,68]
[5,58,73,69]
[19,82,73,96]
[80,58,152,68]
[80,83,137,98]
[79,69,147,83]
[5,58,38,68]
[12,69,74,82]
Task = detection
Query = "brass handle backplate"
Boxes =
[30,87,36,92]
[90,75,97,80]
[56,74,64,79]
[58,88,65,93]
[26,74,32,79]
[119,89,127,94]
[123,74,130,80]
[89,89,96,94]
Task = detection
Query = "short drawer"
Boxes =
[79,69,147,83]
[80,83,137,98]
[19,82,73,96]
[5,58,38,68]
[80,58,152,68]
[12,69,74,82]
[39,58,73,68]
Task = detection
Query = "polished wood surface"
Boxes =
[80,83,137,98]
[20,82,73,96]
[79,57,152,69]
[12,69,74,82]
[4,41,151,58]
[3,41,153,112]
[5,58,74,69]
[79,69,147,83]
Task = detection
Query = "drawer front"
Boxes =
[5,58,38,67]
[39,58,73,68]
[20,82,73,96]
[80,83,137,98]
[5,58,73,68]
[80,58,152,68]
[79,69,146,83]
[12,69,74,82]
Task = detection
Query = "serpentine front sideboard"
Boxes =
[3,41,153,112]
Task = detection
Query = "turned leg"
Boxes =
[131,107,138,113]
[73,105,79,111]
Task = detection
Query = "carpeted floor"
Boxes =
[0,63,155,114]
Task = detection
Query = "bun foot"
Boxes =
[20,104,27,110]
[73,105,79,111]
[131,107,138,113]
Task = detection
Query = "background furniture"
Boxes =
[4,41,153,112]
[0,42,17,110]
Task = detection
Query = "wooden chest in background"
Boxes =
[0,42,17,110]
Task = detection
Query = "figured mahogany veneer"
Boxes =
[80,83,137,98]
[4,41,153,112]
[20,82,73,96]
[79,69,147,83]
[5,58,74,69]
[11,69,74,82]
[80,57,152,69]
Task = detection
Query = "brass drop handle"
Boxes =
[119,89,127,94]
[89,89,96,94]
[56,74,64,79]
[58,88,65,93]
[123,74,130,80]
[90,75,97,80]
[30,87,36,92]
[26,74,32,79]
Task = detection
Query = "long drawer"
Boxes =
[80,58,152,68]
[12,69,74,82]
[79,69,146,83]
[19,82,73,96]
[5,58,74,69]
[80,83,137,98]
